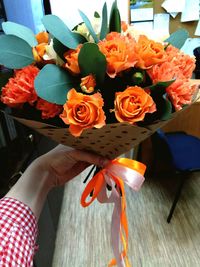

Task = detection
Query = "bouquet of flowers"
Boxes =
[0,1,198,266]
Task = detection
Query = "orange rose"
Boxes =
[114,86,156,124]
[64,45,82,75]
[135,35,166,69]
[33,32,49,62]
[60,89,106,136]
[80,74,96,93]
[98,32,137,78]
[1,65,39,108]
[36,98,63,119]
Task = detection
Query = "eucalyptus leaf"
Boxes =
[42,15,84,49]
[72,32,88,44]
[100,2,108,40]
[165,29,189,49]
[109,0,121,33]
[34,64,78,105]
[78,10,99,43]
[2,21,38,47]
[78,43,106,84]
[53,35,86,62]
[0,35,34,69]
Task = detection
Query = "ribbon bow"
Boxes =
[81,158,146,267]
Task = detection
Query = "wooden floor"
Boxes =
[52,168,200,267]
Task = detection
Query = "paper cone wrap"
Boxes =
[10,108,185,159]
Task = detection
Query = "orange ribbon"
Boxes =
[81,158,146,267]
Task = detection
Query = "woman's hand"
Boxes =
[33,145,109,187]
[6,145,108,219]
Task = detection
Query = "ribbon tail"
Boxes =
[110,196,126,267]
[81,158,146,267]
[97,176,126,267]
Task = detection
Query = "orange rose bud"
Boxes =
[135,35,166,69]
[114,86,156,124]
[121,21,128,32]
[80,74,96,93]
[33,43,47,62]
[33,47,41,62]
[36,32,49,44]
[64,45,82,75]
[33,32,49,62]
[60,89,106,137]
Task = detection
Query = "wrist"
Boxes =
[29,158,54,191]
[5,160,53,220]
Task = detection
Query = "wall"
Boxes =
[49,0,129,29]
[154,0,198,37]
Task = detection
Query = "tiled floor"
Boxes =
[52,168,200,267]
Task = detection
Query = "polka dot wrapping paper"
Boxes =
[12,107,190,159]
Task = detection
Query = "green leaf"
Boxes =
[149,85,173,121]
[160,93,172,120]
[94,11,100,18]
[0,71,13,93]
[2,21,38,47]
[72,32,88,44]
[53,38,68,61]
[78,43,106,84]
[42,15,85,49]
[53,35,86,62]
[34,64,78,105]
[109,0,121,33]
[78,10,99,43]
[165,29,189,49]
[0,35,34,69]
[100,2,108,40]
[148,80,175,92]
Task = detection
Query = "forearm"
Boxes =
[5,160,53,220]
[0,197,38,267]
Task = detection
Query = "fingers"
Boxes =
[46,144,109,168]
[47,144,74,154]
[68,149,109,168]
[59,162,90,185]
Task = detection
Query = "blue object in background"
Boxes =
[3,0,45,33]
[152,129,200,223]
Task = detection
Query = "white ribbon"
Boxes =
[97,163,145,267]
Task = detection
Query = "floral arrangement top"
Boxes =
[0,1,197,137]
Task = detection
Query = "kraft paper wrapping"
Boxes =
[11,110,182,159]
